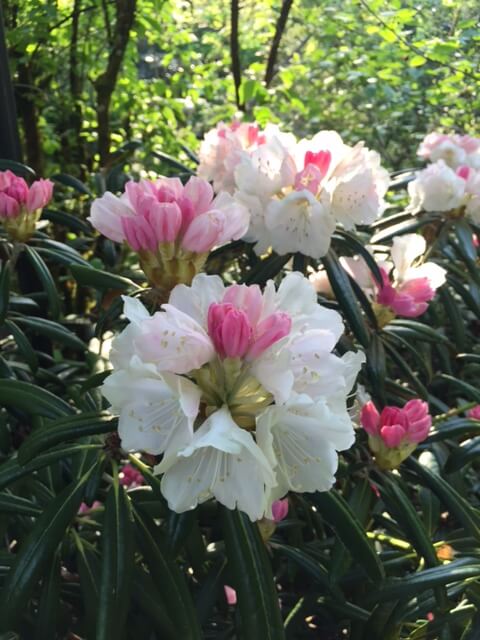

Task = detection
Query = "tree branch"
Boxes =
[265,0,294,88]
[230,0,243,110]
[94,0,136,168]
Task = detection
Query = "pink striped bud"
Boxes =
[181,210,223,253]
[360,401,380,436]
[26,179,53,212]
[207,302,253,359]
[122,216,157,251]
[402,399,431,443]
[0,192,20,218]
[247,312,292,360]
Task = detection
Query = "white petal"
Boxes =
[87,192,134,242]
[391,234,426,279]
[158,407,276,521]
[256,394,354,494]
[250,346,294,405]
[404,262,446,290]
[102,366,200,455]
[121,295,150,324]
[133,304,215,374]
[168,274,225,328]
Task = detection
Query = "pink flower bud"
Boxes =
[223,284,263,326]
[271,498,289,523]
[181,210,224,253]
[4,172,28,204]
[26,179,53,212]
[119,463,145,488]
[247,312,292,360]
[403,399,431,443]
[360,401,381,436]
[183,176,214,216]
[467,405,480,420]
[380,423,407,448]
[304,150,331,176]
[224,585,237,605]
[457,165,471,181]
[122,216,157,251]
[144,201,182,243]
[207,302,253,359]
[0,192,20,218]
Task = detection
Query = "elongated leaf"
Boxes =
[382,339,428,399]
[5,320,39,372]
[405,458,480,541]
[96,481,134,640]
[222,508,285,640]
[0,444,101,491]
[133,506,202,640]
[437,374,480,403]
[41,208,92,234]
[0,160,35,178]
[132,568,177,639]
[243,253,291,285]
[365,561,480,604]
[151,150,195,174]
[24,246,60,320]
[427,418,480,443]
[0,465,95,628]
[14,316,86,351]
[51,173,92,195]
[366,333,386,404]
[322,249,370,347]
[0,493,42,517]
[311,491,384,583]
[75,540,101,636]
[195,558,227,626]
[333,230,383,284]
[270,542,334,594]
[370,214,437,244]
[70,264,137,292]
[388,319,450,345]
[18,412,116,464]
[34,552,60,640]
[0,379,73,418]
[445,438,480,473]
[0,261,10,324]
[439,287,466,350]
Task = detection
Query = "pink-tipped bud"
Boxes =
[4,172,28,204]
[207,302,253,359]
[271,498,289,523]
[223,284,264,326]
[26,179,53,212]
[247,312,292,360]
[0,192,20,218]
[181,210,223,253]
[121,216,157,251]
[304,150,332,176]
[380,423,407,448]
[403,399,431,443]
[457,165,471,181]
[145,201,182,243]
[360,401,381,436]
[467,405,480,420]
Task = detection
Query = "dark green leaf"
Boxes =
[0,379,73,418]
[24,246,61,320]
[51,173,92,195]
[18,412,117,464]
[4,320,39,372]
[0,465,95,628]
[14,316,86,351]
[70,264,137,292]
[33,552,60,640]
[222,508,285,640]
[0,261,10,324]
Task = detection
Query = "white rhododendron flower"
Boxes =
[408,160,466,212]
[408,160,480,223]
[198,120,295,194]
[418,132,480,170]
[102,272,364,521]
[235,129,389,258]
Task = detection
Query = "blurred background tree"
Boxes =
[3,0,480,177]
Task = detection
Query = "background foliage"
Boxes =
[1,0,480,638]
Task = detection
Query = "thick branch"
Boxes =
[230,0,243,110]
[94,0,136,167]
[265,0,294,88]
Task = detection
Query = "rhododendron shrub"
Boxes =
[1,124,480,638]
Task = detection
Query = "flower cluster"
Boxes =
[89,176,249,289]
[0,170,53,242]
[361,399,432,469]
[310,233,446,325]
[199,123,389,258]
[409,132,480,223]
[102,272,364,521]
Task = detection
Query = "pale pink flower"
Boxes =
[103,272,364,521]
[236,129,388,258]
[361,399,432,468]
[88,176,249,288]
[418,132,480,169]
[408,160,465,212]
[78,500,102,515]
[467,406,480,420]
[0,170,53,241]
